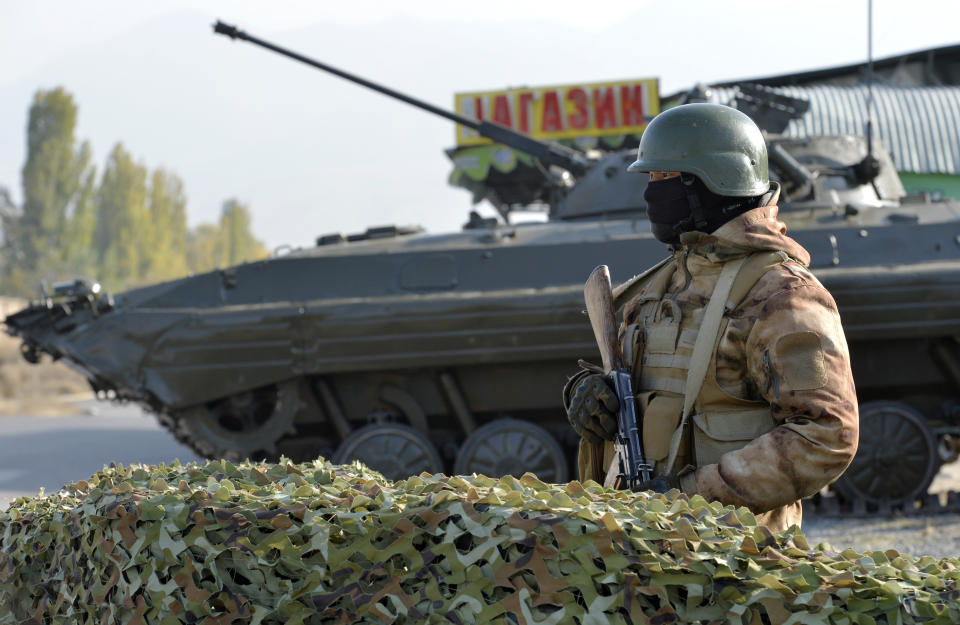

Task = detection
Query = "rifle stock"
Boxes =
[583,265,622,375]
[583,264,653,489]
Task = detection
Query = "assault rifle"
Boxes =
[584,265,653,489]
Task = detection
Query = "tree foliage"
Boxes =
[185,223,221,276]
[184,201,268,275]
[145,169,189,281]
[95,143,148,288]
[1,88,268,296]
[217,199,268,268]
[3,88,95,294]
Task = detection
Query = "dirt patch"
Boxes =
[0,396,87,417]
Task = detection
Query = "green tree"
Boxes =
[3,89,271,294]
[94,143,147,289]
[144,169,188,281]
[186,223,221,274]
[0,187,27,294]
[10,87,94,293]
[184,199,267,275]
[217,199,266,266]
[59,167,98,279]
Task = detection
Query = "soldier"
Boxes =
[564,103,859,531]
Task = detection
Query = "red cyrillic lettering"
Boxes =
[620,85,646,126]
[518,91,535,133]
[541,91,563,132]
[593,87,617,129]
[566,88,589,130]
[493,94,512,128]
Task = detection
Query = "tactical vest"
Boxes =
[618,250,794,478]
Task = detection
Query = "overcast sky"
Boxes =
[2,1,959,250]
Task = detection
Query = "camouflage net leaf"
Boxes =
[1,458,959,624]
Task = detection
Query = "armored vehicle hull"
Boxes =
[9,190,960,507]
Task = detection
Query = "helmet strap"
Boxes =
[681,173,709,231]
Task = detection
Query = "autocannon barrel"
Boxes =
[213,20,591,175]
[768,141,816,196]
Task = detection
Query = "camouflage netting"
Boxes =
[446,135,643,209]
[2,459,959,624]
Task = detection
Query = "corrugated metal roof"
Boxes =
[706,85,960,175]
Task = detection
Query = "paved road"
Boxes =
[0,399,201,508]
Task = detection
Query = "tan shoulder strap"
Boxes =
[612,256,674,310]
[725,250,789,310]
[663,254,750,475]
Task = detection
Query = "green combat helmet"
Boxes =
[628,103,769,197]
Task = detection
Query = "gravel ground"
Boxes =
[803,513,960,559]
[802,461,960,560]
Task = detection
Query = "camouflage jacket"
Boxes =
[581,198,859,532]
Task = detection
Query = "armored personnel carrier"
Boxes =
[8,23,960,511]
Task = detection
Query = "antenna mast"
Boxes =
[866,0,874,156]
[853,0,881,186]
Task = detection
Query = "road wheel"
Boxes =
[176,380,300,462]
[454,418,568,483]
[834,400,938,506]
[333,423,443,480]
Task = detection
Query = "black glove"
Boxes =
[564,371,620,443]
[637,475,680,493]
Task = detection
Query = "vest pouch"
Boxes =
[646,299,680,354]
[622,323,643,371]
[692,407,775,467]
[642,394,684,462]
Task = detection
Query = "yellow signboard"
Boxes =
[454,78,659,146]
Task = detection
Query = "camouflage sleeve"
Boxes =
[693,267,859,514]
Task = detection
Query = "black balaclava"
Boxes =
[644,174,760,244]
